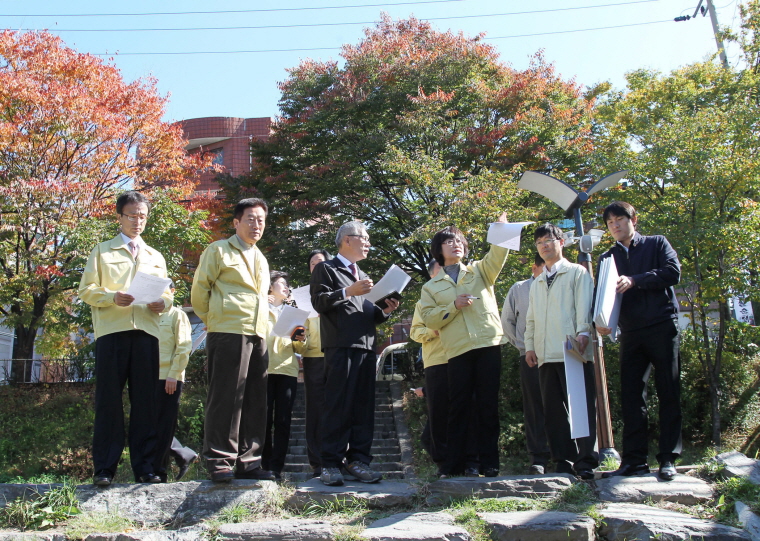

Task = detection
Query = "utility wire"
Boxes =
[12,0,660,32]
[92,18,674,56]
[0,0,466,17]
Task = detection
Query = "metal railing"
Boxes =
[0,358,94,384]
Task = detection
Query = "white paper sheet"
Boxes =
[364,264,412,304]
[593,256,622,341]
[564,346,590,439]
[291,285,317,317]
[271,305,311,338]
[486,221,534,251]
[126,271,172,305]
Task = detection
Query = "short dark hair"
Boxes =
[533,253,545,267]
[533,223,563,242]
[430,226,469,267]
[116,190,150,215]
[234,198,268,220]
[307,249,332,271]
[269,270,289,294]
[602,201,637,224]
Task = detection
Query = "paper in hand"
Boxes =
[563,343,590,439]
[290,285,317,317]
[126,271,172,305]
[565,335,588,364]
[593,256,622,341]
[271,305,311,338]
[486,221,534,251]
[365,265,412,305]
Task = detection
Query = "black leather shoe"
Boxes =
[138,473,162,483]
[210,469,235,483]
[464,467,480,477]
[601,463,649,478]
[175,453,198,481]
[235,467,276,481]
[576,468,595,480]
[658,461,677,481]
[93,472,112,487]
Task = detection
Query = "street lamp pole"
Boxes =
[518,170,626,461]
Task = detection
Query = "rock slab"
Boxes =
[736,501,760,541]
[426,475,576,506]
[0,534,67,541]
[216,519,333,540]
[481,510,595,541]
[361,512,470,541]
[600,502,751,540]
[595,473,713,504]
[716,452,760,485]
[287,479,417,509]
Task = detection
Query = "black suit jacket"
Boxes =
[310,257,389,351]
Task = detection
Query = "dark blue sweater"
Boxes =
[596,232,681,333]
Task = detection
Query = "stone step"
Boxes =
[288,430,396,439]
[285,453,402,464]
[288,438,400,448]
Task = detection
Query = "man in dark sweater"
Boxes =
[596,201,682,481]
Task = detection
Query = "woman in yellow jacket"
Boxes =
[262,270,306,480]
[419,212,509,478]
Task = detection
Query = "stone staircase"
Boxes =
[282,380,406,481]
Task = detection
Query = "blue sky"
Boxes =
[0,0,744,122]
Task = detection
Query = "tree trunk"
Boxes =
[10,324,38,384]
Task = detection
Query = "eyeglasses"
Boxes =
[121,213,148,223]
[348,234,371,244]
[535,238,559,247]
[443,238,466,247]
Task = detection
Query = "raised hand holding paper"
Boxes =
[487,221,534,251]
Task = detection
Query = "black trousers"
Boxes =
[154,379,183,477]
[302,356,326,471]
[539,361,599,472]
[421,363,480,471]
[619,318,682,465]
[262,374,298,474]
[519,355,550,466]
[442,345,501,474]
[320,347,376,468]
[93,330,159,480]
[203,332,268,474]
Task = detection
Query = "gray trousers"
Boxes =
[519,355,551,466]
[203,332,268,474]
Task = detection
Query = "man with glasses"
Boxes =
[191,198,275,482]
[310,221,400,486]
[524,224,598,479]
[597,201,682,481]
[79,190,173,486]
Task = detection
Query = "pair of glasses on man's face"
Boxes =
[121,213,148,223]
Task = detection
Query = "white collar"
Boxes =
[337,253,356,269]
[121,232,142,247]
[543,257,567,277]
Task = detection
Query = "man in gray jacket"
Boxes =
[501,253,549,475]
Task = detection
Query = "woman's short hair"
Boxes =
[430,226,469,267]
[307,249,331,270]
[269,270,289,293]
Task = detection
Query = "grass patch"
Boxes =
[0,479,80,531]
[66,510,138,540]
[452,507,492,541]
[300,496,368,520]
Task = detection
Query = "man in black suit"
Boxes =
[310,220,400,486]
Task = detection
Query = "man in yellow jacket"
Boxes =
[156,281,197,482]
[524,223,598,479]
[79,191,173,486]
[191,198,274,482]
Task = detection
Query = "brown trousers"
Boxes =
[203,332,268,473]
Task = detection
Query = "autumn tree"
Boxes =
[223,16,597,290]
[593,55,760,445]
[0,31,207,381]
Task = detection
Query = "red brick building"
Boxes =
[177,116,272,193]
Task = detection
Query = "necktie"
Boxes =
[129,241,139,259]
[348,263,358,280]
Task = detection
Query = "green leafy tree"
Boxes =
[594,58,760,445]
[223,15,597,296]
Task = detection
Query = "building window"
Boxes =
[210,147,224,166]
